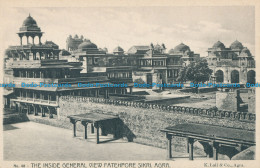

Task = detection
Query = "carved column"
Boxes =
[91,124,95,134]
[70,119,77,137]
[212,141,219,160]
[39,35,42,45]
[32,36,35,45]
[188,138,195,160]
[26,36,29,45]
[20,36,23,45]
[95,122,100,144]
[166,133,172,159]
[81,121,88,139]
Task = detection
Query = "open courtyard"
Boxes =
[3,122,208,161]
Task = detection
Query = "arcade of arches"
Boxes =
[214,70,255,84]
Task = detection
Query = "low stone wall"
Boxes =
[56,96,255,159]
[3,113,29,125]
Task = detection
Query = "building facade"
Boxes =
[207,40,255,84]
[4,15,113,118]
[68,39,200,87]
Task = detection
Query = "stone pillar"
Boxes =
[91,124,95,134]
[20,36,23,45]
[48,107,53,118]
[34,105,38,116]
[81,121,88,139]
[130,87,133,95]
[122,88,126,95]
[70,119,77,137]
[27,105,30,114]
[32,36,35,45]
[41,106,45,117]
[186,137,189,153]
[188,138,194,160]
[212,142,219,160]
[166,134,172,159]
[95,122,100,144]
[26,36,29,44]
[48,94,50,104]
[39,35,42,45]
[40,71,43,78]
[104,89,109,99]
[96,89,99,98]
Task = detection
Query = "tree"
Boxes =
[176,66,188,83]
[177,59,213,84]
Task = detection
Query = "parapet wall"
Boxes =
[58,96,255,156]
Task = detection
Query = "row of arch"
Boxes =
[19,35,42,45]
[215,70,255,84]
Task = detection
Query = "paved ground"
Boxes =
[3,122,208,161]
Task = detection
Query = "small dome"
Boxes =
[22,14,37,27]
[240,47,252,56]
[59,49,71,56]
[78,40,97,49]
[173,43,190,53]
[113,46,124,53]
[168,49,175,54]
[212,41,225,49]
[230,40,243,50]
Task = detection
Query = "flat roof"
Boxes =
[68,113,118,123]
[161,123,255,145]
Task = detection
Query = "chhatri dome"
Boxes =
[78,39,97,49]
[22,14,38,27]
[212,41,226,50]
[170,43,190,53]
[230,40,244,50]
[18,14,43,45]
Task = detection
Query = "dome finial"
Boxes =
[29,13,31,17]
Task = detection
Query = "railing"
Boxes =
[11,97,57,105]
[58,76,109,83]
[108,78,133,83]
[216,60,239,67]
[60,96,256,123]
[13,78,59,85]
[13,76,109,85]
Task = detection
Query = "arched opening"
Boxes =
[215,70,224,83]
[22,36,27,45]
[34,36,40,45]
[247,70,255,84]
[231,70,239,83]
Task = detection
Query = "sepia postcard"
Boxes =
[0,0,259,168]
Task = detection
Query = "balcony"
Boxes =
[13,76,109,86]
[11,97,58,106]
[13,78,59,86]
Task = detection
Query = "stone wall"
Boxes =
[57,96,255,158]
[216,90,238,111]
[248,89,256,113]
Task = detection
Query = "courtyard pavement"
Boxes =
[3,122,207,161]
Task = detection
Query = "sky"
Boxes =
[1,6,255,56]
